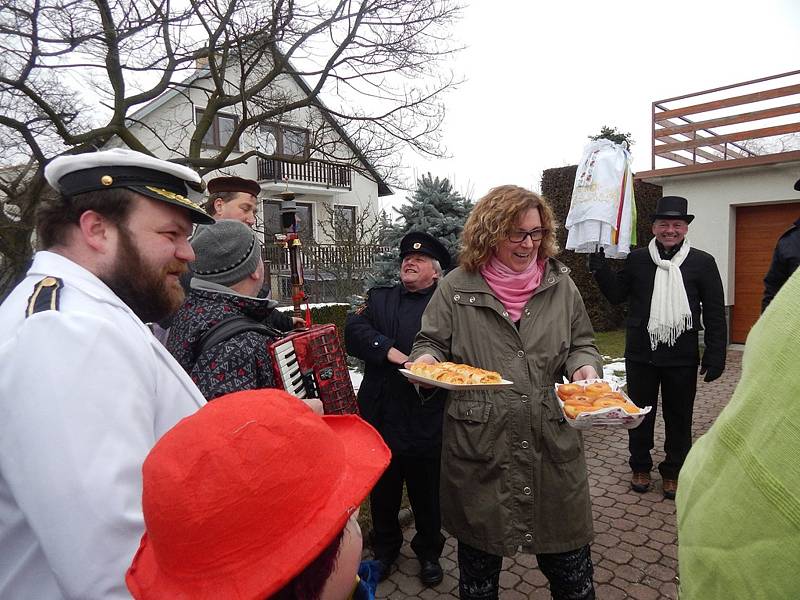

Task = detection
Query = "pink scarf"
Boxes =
[480,254,544,321]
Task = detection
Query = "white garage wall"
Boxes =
[644,162,800,302]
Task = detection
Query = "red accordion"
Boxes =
[269,324,358,415]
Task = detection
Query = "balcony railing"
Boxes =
[262,243,390,273]
[257,157,352,190]
[638,69,800,178]
[261,243,391,302]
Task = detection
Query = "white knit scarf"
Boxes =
[647,238,692,350]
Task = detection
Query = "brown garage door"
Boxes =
[732,203,800,343]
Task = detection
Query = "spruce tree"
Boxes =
[367,173,473,288]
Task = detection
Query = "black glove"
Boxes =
[587,251,606,273]
[700,365,723,383]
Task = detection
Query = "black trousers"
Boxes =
[625,360,698,480]
[458,540,595,600]
[370,452,445,562]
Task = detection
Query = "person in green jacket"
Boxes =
[409,185,602,600]
[677,267,800,599]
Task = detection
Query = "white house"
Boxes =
[636,69,800,344]
[111,57,393,301]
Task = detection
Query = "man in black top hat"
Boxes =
[589,196,727,500]
[344,231,451,586]
[761,177,800,312]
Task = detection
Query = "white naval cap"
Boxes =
[45,148,214,224]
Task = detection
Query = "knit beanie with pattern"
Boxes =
[191,220,262,287]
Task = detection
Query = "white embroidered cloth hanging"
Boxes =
[566,139,637,258]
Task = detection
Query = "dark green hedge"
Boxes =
[309,304,350,347]
[540,165,662,332]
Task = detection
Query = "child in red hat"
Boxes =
[126,389,390,599]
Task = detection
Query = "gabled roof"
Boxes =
[126,58,392,196]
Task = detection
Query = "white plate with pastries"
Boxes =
[400,362,513,391]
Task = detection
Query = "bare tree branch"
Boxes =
[0,0,463,298]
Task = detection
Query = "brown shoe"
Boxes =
[663,478,678,500]
[631,471,651,493]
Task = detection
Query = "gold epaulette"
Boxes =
[26,276,63,317]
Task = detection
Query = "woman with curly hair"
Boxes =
[409,185,601,600]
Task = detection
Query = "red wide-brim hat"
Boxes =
[126,389,390,599]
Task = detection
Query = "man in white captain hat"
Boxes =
[0,148,211,598]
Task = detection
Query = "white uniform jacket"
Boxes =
[0,251,206,599]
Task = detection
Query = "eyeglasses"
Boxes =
[507,228,549,243]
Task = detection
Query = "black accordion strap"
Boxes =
[196,316,281,361]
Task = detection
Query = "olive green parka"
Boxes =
[411,258,602,556]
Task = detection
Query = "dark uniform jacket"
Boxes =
[166,287,278,400]
[594,241,727,369]
[345,283,444,457]
[762,218,800,312]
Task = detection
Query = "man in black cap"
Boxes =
[204,175,261,227]
[344,231,451,586]
[0,148,210,598]
[589,196,727,500]
[761,177,800,312]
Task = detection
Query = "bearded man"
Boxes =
[0,148,211,599]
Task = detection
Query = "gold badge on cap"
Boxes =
[413,242,422,250]
[101,175,113,186]
[144,186,204,211]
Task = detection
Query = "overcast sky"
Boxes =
[384,0,800,209]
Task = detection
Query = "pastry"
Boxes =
[584,381,613,398]
[408,362,503,385]
[565,394,594,407]
[556,383,583,401]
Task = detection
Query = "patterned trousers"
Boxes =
[458,540,595,600]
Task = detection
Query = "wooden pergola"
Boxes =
[636,69,800,179]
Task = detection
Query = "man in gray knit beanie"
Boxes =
[190,220,263,290]
[165,220,280,400]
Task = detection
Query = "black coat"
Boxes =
[762,218,800,312]
[593,243,727,369]
[344,284,444,456]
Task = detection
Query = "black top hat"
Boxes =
[652,196,694,224]
[400,231,451,270]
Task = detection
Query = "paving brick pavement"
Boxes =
[367,349,743,599]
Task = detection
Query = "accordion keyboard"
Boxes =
[273,340,308,398]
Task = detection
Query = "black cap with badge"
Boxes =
[399,231,452,271]
[44,148,214,224]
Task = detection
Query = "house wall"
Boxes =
[651,162,800,303]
